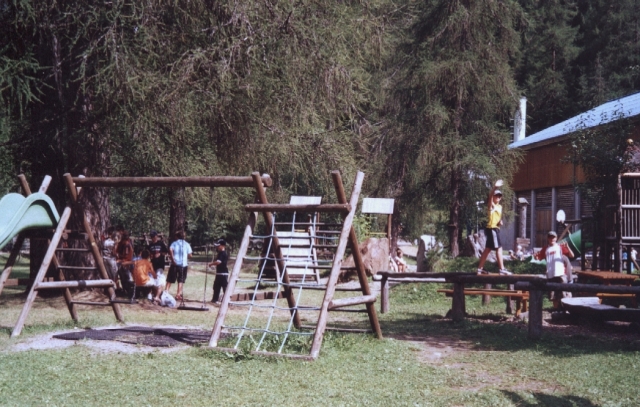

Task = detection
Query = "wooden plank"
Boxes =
[515,281,640,294]
[70,174,272,188]
[35,279,115,290]
[376,271,476,279]
[328,294,377,309]
[245,203,351,214]
[12,206,72,337]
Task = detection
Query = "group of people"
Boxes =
[100,228,230,306]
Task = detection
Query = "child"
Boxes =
[132,249,163,304]
[534,230,574,308]
[394,248,407,272]
[477,180,511,275]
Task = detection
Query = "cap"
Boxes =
[214,238,227,247]
[493,190,503,196]
[547,231,557,237]
[150,230,158,237]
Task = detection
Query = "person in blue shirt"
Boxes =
[168,231,192,301]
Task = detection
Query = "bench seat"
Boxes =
[437,288,529,316]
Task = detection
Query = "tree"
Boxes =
[516,0,580,133]
[380,0,524,256]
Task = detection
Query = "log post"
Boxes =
[451,282,466,322]
[381,275,389,313]
[505,283,515,314]
[482,283,491,305]
[528,289,544,339]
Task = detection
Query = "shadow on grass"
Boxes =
[379,311,640,356]
[502,390,598,407]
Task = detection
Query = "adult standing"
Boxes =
[477,180,511,275]
[208,239,229,304]
[147,230,168,288]
[169,231,192,301]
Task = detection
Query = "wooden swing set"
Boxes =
[3,171,381,360]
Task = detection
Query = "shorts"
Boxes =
[484,228,501,250]
[156,269,166,286]
[142,273,161,288]
[167,265,188,284]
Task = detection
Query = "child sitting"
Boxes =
[132,249,163,304]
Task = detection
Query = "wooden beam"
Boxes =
[245,203,351,213]
[70,174,272,188]
[328,294,377,309]
[12,207,72,337]
[64,174,123,323]
[515,281,640,294]
[331,170,382,340]
[34,280,115,290]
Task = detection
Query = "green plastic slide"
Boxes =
[0,193,60,250]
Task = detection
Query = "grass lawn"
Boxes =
[1,253,639,406]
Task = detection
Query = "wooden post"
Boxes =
[528,289,544,339]
[209,211,257,347]
[505,284,515,314]
[310,172,377,359]
[381,275,389,313]
[482,284,491,305]
[63,174,123,323]
[451,282,466,322]
[615,174,622,272]
[12,207,73,337]
[250,172,302,328]
[331,171,382,339]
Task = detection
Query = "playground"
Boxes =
[1,173,640,405]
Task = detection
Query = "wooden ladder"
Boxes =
[11,174,123,337]
[208,171,382,360]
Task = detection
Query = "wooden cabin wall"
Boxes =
[512,143,585,191]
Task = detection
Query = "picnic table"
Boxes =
[575,271,639,307]
[575,271,639,286]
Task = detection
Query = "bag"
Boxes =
[160,291,177,308]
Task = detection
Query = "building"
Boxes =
[505,92,640,269]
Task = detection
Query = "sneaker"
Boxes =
[499,269,512,275]
[477,268,488,275]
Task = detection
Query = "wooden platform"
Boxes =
[562,297,640,323]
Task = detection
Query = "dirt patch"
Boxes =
[7,324,208,355]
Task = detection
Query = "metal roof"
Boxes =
[509,91,640,149]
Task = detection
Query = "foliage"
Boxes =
[567,110,638,213]
[378,0,524,256]
[430,253,545,274]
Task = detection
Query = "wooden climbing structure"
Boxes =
[209,171,382,360]
[8,172,273,337]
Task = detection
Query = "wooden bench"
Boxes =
[596,293,638,307]
[437,288,529,316]
[514,281,640,339]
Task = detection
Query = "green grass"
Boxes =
[1,255,640,406]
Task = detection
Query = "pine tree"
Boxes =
[382,0,524,256]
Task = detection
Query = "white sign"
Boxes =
[362,198,395,214]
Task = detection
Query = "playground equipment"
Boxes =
[208,171,382,360]
[5,173,273,337]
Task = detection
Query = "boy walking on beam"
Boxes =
[477,180,511,275]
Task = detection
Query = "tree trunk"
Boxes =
[170,188,187,242]
[449,171,461,257]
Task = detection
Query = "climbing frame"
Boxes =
[208,171,382,360]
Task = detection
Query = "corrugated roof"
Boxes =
[509,91,640,149]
